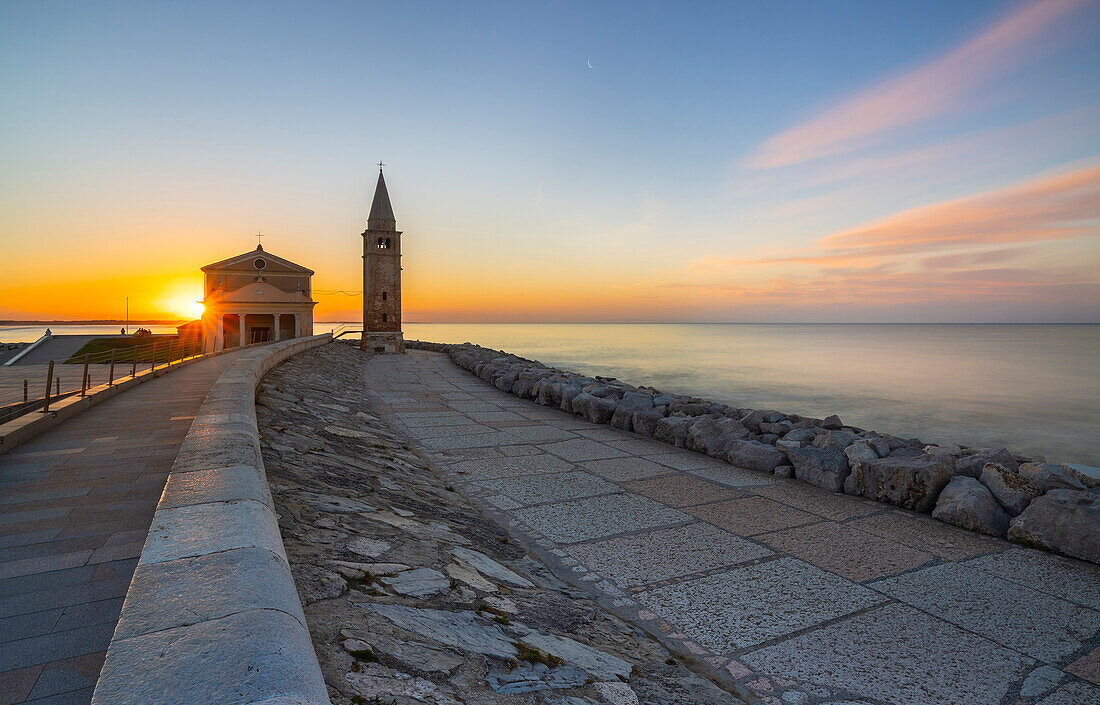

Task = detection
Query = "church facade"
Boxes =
[360,168,404,353]
[199,246,317,351]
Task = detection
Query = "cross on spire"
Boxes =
[378,161,385,173]
[255,230,264,250]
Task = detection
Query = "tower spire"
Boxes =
[368,167,395,228]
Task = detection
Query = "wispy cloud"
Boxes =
[820,163,1100,256]
[745,0,1089,169]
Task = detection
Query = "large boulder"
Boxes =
[979,464,1041,516]
[725,439,786,473]
[844,454,956,513]
[1063,463,1100,489]
[1008,489,1100,564]
[932,476,1011,537]
[570,393,618,424]
[844,439,880,467]
[820,414,844,430]
[687,416,750,457]
[955,449,1018,477]
[610,392,654,432]
[1017,463,1087,493]
[559,384,583,414]
[813,429,859,449]
[653,415,692,448]
[786,445,849,493]
[631,406,668,437]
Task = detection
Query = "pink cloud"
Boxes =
[745,0,1089,168]
[821,163,1100,255]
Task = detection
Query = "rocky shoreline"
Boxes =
[257,342,743,704]
[407,341,1099,565]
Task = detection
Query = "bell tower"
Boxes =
[360,165,405,353]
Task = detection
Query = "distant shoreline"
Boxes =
[0,320,186,326]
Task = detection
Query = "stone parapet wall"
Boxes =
[434,342,1099,565]
[91,334,334,705]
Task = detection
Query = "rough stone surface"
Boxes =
[1008,489,1100,563]
[979,463,1041,516]
[785,445,849,493]
[258,343,739,705]
[845,454,956,512]
[932,476,1011,537]
[724,439,786,473]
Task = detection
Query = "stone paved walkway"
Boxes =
[0,352,242,705]
[365,351,1100,705]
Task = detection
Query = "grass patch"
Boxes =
[63,335,199,364]
[514,642,563,668]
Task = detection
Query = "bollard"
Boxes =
[43,361,54,413]
[109,349,116,386]
[131,347,138,378]
[81,353,90,396]
[151,342,158,375]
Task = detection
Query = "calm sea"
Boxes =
[399,323,1100,467]
[7,323,1097,465]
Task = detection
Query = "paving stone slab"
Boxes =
[621,474,744,508]
[114,547,303,638]
[845,511,1005,561]
[537,439,629,462]
[964,549,1100,609]
[750,481,883,521]
[687,465,778,489]
[512,493,691,544]
[1036,681,1100,705]
[565,523,772,588]
[639,556,885,652]
[139,500,285,565]
[1066,647,1100,687]
[758,521,935,582]
[501,426,579,443]
[91,609,327,705]
[579,457,676,482]
[449,454,574,481]
[642,453,731,472]
[742,604,1033,705]
[472,471,620,507]
[687,496,821,536]
[870,562,1100,663]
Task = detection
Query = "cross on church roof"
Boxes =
[255,230,264,247]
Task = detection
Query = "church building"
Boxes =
[360,167,404,353]
[199,245,317,351]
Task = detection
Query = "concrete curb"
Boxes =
[91,334,333,705]
[0,340,271,457]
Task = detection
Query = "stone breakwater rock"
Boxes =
[437,341,1097,564]
[785,445,849,493]
[611,391,655,432]
[844,454,956,513]
[932,476,1011,537]
[688,415,750,458]
[979,464,1041,516]
[725,439,786,473]
[1008,489,1100,563]
[1017,463,1087,493]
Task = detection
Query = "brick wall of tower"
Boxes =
[362,229,402,333]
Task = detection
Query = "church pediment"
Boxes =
[201,246,314,275]
[205,281,308,304]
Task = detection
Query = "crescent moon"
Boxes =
[587,59,594,69]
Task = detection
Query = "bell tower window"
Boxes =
[382,291,387,301]
[382,313,388,322]
[377,237,390,249]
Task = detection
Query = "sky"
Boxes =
[1,0,1098,323]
